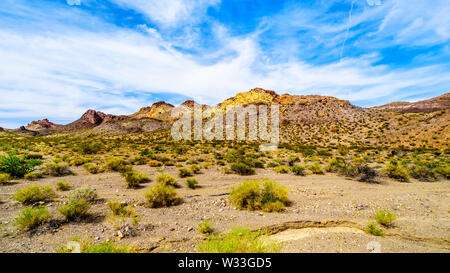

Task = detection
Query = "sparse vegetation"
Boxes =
[56,180,71,191]
[178,167,192,178]
[384,161,410,182]
[0,153,41,178]
[230,179,290,212]
[144,182,181,208]
[15,206,51,230]
[0,173,12,184]
[198,219,214,235]
[197,227,281,253]
[291,165,306,176]
[366,222,384,236]
[13,185,55,205]
[156,173,178,187]
[186,177,199,189]
[374,209,397,227]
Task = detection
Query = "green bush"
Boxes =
[374,209,397,227]
[24,172,44,180]
[56,180,71,191]
[308,163,325,175]
[107,200,134,217]
[15,206,50,230]
[58,199,91,221]
[326,157,347,173]
[384,161,410,182]
[230,179,290,212]
[0,173,11,184]
[0,153,41,178]
[13,185,55,205]
[120,170,150,188]
[78,142,104,155]
[156,173,178,187]
[186,178,199,189]
[68,187,97,203]
[197,227,281,253]
[104,157,129,172]
[198,219,214,235]
[366,222,384,236]
[231,162,255,175]
[291,165,306,176]
[58,238,134,253]
[190,164,201,174]
[42,162,73,177]
[178,167,192,178]
[82,163,102,174]
[274,165,290,174]
[144,182,181,208]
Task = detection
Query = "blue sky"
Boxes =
[0,0,449,128]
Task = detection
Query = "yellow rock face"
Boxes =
[220,88,278,109]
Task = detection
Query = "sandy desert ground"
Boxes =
[1,166,449,253]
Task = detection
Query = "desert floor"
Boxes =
[1,166,449,253]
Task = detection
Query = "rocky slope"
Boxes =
[372,93,450,113]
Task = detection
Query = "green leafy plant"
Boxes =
[0,153,41,178]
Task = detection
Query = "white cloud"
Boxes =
[110,0,220,27]
[0,0,449,128]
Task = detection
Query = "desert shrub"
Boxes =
[230,179,290,212]
[24,172,44,180]
[120,170,150,188]
[68,187,97,203]
[186,177,199,189]
[0,153,41,178]
[0,173,11,184]
[56,180,71,191]
[291,165,306,176]
[374,209,397,227]
[178,167,192,178]
[107,200,134,217]
[129,155,148,165]
[197,227,281,253]
[308,163,325,175]
[274,165,290,174]
[231,162,255,175]
[190,164,201,174]
[15,206,50,230]
[69,156,89,166]
[156,173,178,187]
[408,161,441,182]
[326,157,347,173]
[366,222,384,236]
[147,160,163,167]
[104,157,129,172]
[384,161,410,182]
[78,141,104,155]
[58,199,91,221]
[346,165,379,183]
[13,185,55,205]
[58,238,134,253]
[82,163,102,174]
[25,153,44,160]
[42,162,73,177]
[144,182,181,208]
[435,165,450,179]
[198,219,214,235]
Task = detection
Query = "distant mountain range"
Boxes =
[3,88,449,149]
